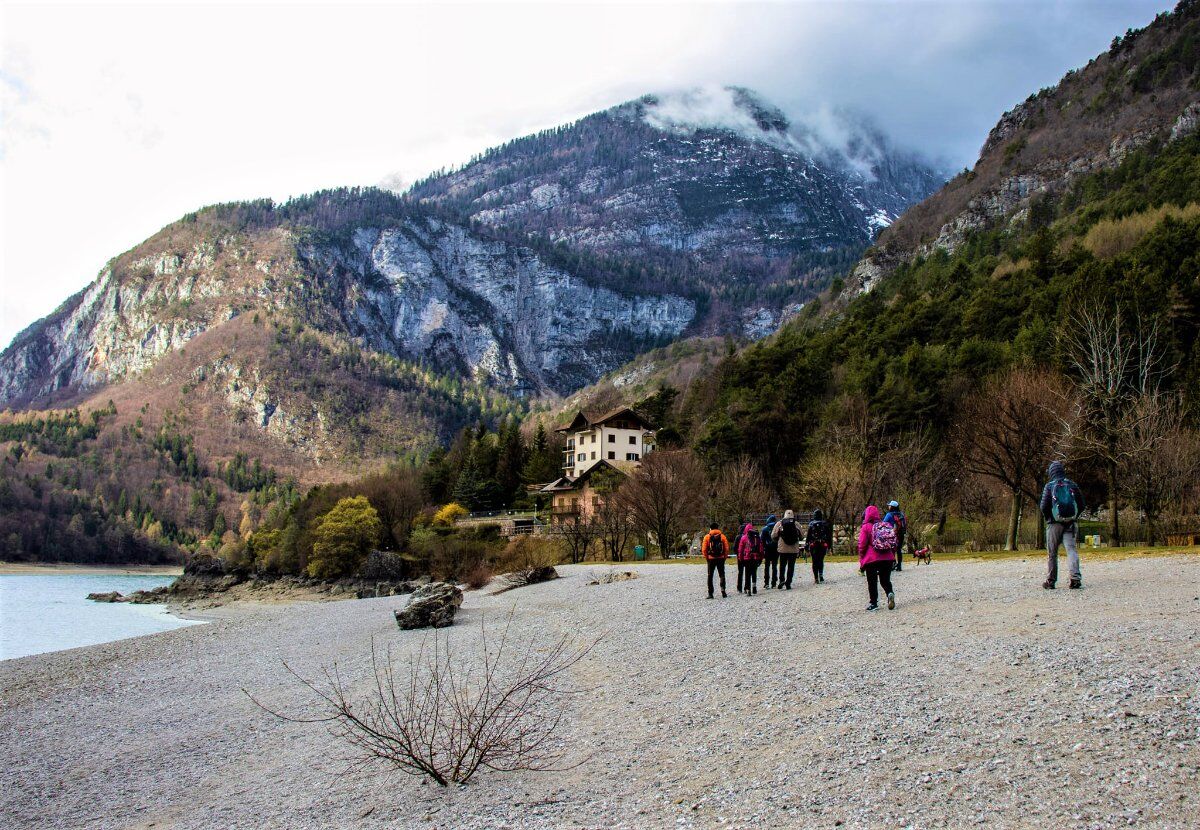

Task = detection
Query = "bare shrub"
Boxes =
[247,618,600,787]
[494,535,561,591]
[462,561,493,590]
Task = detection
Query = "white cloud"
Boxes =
[0,0,1171,348]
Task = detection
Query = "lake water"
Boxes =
[0,573,206,661]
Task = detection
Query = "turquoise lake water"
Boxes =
[0,573,205,661]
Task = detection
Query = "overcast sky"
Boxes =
[0,0,1172,349]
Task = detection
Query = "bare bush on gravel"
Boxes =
[247,618,601,787]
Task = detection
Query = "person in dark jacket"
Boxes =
[883,500,907,571]
[760,514,780,588]
[1040,460,1086,589]
[806,508,833,583]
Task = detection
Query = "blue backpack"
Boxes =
[1051,480,1079,522]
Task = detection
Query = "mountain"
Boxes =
[672,1,1200,480]
[849,1,1200,293]
[0,87,943,430]
[410,86,945,335]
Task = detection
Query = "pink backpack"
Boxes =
[870,521,898,555]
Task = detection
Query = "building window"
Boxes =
[590,451,596,460]
[608,451,615,459]
[626,452,640,461]
[577,453,585,462]
[629,435,636,444]
[608,434,615,443]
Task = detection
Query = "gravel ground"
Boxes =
[2,555,1198,830]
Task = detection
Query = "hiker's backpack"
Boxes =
[891,511,907,532]
[779,519,800,546]
[745,532,763,556]
[870,521,898,555]
[1051,480,1079,523]
[807,519,830,550]
[707,533,727,558]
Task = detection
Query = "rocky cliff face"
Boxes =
[848,2,1200,294]
[409,87,945,336]
[310,217,694,395]
[3,87,940,412]
[0,203,693,410]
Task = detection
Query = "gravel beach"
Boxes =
[2,555,1198,830]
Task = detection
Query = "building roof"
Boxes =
[537,459,630,493]
[555,406,654,433]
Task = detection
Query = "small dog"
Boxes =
[912,546,932,566]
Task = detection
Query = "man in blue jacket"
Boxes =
[1040,460,1086,590]
[760,514,779,588]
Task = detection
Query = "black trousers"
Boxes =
[706,559,726,595]
[737,559,760,592]
[762,554,779,586]
[810,547,826,581]
[779,553,797,587]
[865,561,894,605]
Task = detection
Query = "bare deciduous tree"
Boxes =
[1119,394,1200,544]
[708,455,771,531]
[621,449,705,557]
[949,367,1068,549]
[789,448,857,526]
[247,618,599,787]
[553,512,598,564]
[1061,304,1171,545]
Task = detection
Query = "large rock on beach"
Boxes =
[393,582,463,630]
[85,591,127,603]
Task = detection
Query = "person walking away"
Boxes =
[702,523,730,599]
[857,505,897,611]
[883,500,908,572]
[772,509,803,590]
[760,514,780,588]
[1039,460,1086,589]
[806,508,833,583]
[737,522,763,595]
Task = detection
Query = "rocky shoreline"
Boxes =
[85,553,431,610]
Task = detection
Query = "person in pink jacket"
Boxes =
[736,522,763,595]
[857,505,897,611]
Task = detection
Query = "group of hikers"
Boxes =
[700,500,908,611]
[698,460,1088,610]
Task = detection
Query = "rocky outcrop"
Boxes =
[325,218,696,394]
[394,581,464,629]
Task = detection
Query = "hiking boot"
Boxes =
[785,584,792,590]
[752,587,758,595]
[1069,579,1082,590]
[707,593,713,599]
[887,592,896,610]
[721,590,728,598]
[1042,580,1055,590]
[865,603,878,611]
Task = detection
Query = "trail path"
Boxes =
[2,556,1198,829]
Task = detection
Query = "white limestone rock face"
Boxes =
[327,218,695,395]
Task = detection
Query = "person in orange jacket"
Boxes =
[701,523,730,599]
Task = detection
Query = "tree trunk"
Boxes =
[1107,459,1120,547]
[1005,490,1022,551]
